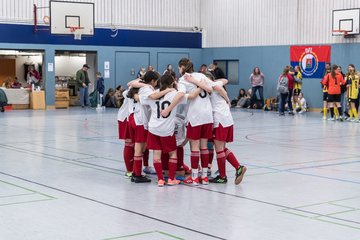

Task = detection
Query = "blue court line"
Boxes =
[285,160,360,171]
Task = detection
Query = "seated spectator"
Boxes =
[231,88,250,108]
[247,88,262,109]
[137,67,146,79]
[11,77,22,88]
[295,92,307,113]
[2,78,12,88]
[114,85,124,108]
[103,88,116,108]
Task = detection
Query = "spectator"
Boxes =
[295,92,307,113]
[114,85,124,108]
[147,65,154,72]
[231,88,250,108]
[286,65,295,115]
[2,78,12,88]
[0,88,7,112]
[163,64,173,75]
[10,77,22,88]
[96,72,105,107]
[104,88,116,108]
[199,64,207,73]
[249,67,265,108]
[27,66,40,86]
[277,67,290,116]
[137,67,146,79]
[212,62,225,79]
[76,64,91,108]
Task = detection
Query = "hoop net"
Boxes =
[70,26,82,40]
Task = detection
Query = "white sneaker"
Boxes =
[322,116,327,120]
[328,117,335,121]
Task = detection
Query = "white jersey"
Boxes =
[210,81,234,128]
[136,85,153,129]
[117,90,129,122]
[142,90,187,137]
[178,72,213,126]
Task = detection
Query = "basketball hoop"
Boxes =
[70,26,82,40]
[332,30,355,38]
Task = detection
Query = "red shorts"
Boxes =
[127,113,148,143]
[147,132,177,153]
[213,124,234,142]
[118,120,130,140]
[161,147,184,171]
[186,123,213,140]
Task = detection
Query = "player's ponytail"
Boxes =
[160,74,175,91]
[178,58,194,74]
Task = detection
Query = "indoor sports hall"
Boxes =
[0,1,359,240]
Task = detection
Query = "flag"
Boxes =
[290,46,331,78]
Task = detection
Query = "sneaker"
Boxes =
[133,175,152,183]
[124,172,132,179]
[279,112,285,116]
[328,117,335,121]
[143,166,156,175]
[299,110,304,114]
[201,177,209,185]
[192,177,200,186]
[347,117,353,122]
[157,179,165,187]
[322,116,327,120]
[235,166,247,185]
[167,179,180,186]
[288,111,294,115]
[339,116,344,122]
[183,176,193,185]
[176,175,185,182]
[209,175,228,184]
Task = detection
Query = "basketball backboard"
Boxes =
[50,1,94,36]
[332,8,360,37]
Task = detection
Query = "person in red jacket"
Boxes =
[321,64,346,121]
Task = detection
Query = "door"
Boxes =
[115,51,150,88]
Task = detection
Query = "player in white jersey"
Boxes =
[143,74,203,186]
[126,72,174,183]
[161,58,214,185]
[202,72,247,185]
[117,89,133,179]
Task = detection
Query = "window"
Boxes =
[214,60,239,84]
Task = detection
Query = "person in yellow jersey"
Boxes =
[293,65,302,112]
[321,63,331,120]
[346,64,360,122]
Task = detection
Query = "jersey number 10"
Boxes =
[156,100,171,118]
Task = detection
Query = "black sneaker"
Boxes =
[133,175,151,183]
[235,166,247,185]
[288,111,294,115]
[209,175,228,184]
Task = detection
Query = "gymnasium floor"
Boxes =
[0,108,359,240]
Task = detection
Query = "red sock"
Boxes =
[133,155,143,176]
[200,149,209,168]
[176,147,184,170]
[191,151,200,169]
[168,158,177,180]
[143,149,149,167]
[224,148,240,169]
[209,148,214,165]
[123,142,134,172]
[216,151,226,177]
[153,159,164,180]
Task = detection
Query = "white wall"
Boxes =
[55,56,86,77]
[201,0,360,47]
[0,0,200,32]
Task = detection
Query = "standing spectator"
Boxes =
[321,64,346,121]
[212,62,225,79]
[96,72,105,107]
[137,67,146,79]
[293,66,302,111]
[249,67,265,107]
[321,62,331,120]
[27,66,40,87]
[76,64,91,108]
[147,65,154,72]
[163,64,173,75]
[199,64,207,73]
[11,77,22,88]
[287,66,295,115]
[277,67,290,116]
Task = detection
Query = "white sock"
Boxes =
[191,169,198,179]
[202,170,208,179]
